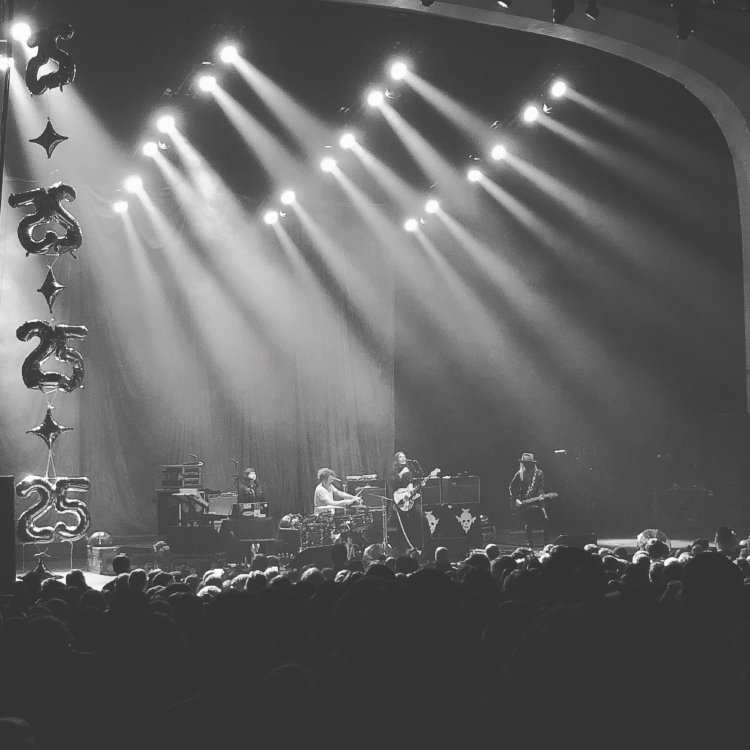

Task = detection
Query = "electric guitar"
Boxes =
[393,468,441,512]
[511,492,558,520]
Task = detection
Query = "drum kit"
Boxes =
[292,506,376,553]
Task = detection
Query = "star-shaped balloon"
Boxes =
[26,408,72,449]
[29,120,68,159]
[37,267,65,313]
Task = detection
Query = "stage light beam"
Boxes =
[124,176,143,193]
[339,132,356,149]
[390,61,408,81]
[320,157,336,173]
[550,80,568,99]
[523,105,540,123]
[11,22,31,44]
[198,75,217,93]
[367,89,384,108]
[142,141,158,157]
[280,190,296,205]
[0,55,14,70]
[263,210,279,226]
[467,168,482,183]
[425,199,440,214]
[112,201,128,214]
[491,144,507,161]
[219,45,239,64]
[404,218,419,232]
[156,115,176,134]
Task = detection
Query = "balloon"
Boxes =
[25,23,76,96]
[37,267,66,313]
[15,475,91,543]
[29,119,69,159]
[16,319,88,392]
[8,182,82,257]
[26,407,72,449]
[88,531,113,547]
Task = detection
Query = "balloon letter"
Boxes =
[25,23,76,96]
[16,475,91,543]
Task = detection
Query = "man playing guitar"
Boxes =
[508,452,554,549]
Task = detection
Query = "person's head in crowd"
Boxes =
[466,552,491,572]
[584,543,599,555]
[714,526,739,558]
[540,545,607,604]
[147,569,163,586]
[346,559,365,573]
[484,543,500,561]
[163,582,190,597]
[202,574,223,589]
[112,553,130,576]
[648,560,664,586]
[365,562,396,580]
[645,539,670,561]
[245,569,268,593]
[251,554,269,572]
[299,567,325,586]
[169,570,183,582]
[184,574,199,592]
[264,566,280,581]
[503,568,542,605]
[335,569,350,583]
[42,597,70,623]
[229,573,250,590]
[661,558,684,585]
[395,555,419,575]
[266,555,280,569]
[80,588,107,612]
[153,571,174,587]
[490,556,517,587]
[197,585,221,599]
[435,547,452,572]
[128,568,148,592]
[691,538,711,555]
[601,555,621,579]
[612,546,630,561]
[321,567,336,582]
[21,570,42,601]
[384,556,397,571]
[65,569,87,591]
[512,547,533,562]
[632,550,651,567]
[269,574,293,590]
[682,551,746,631]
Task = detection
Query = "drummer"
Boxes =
[313,468,360,515]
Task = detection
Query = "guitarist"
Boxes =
[508,452,550,549]
[386,451,433,556]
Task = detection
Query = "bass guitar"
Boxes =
[393,468,441,512]
[512,492,558,520]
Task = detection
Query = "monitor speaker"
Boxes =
[552,532,597,548]
[0,476,15,591]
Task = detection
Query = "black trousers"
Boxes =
[389,504,433,554]
[520,507,550,547]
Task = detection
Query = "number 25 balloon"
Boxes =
[16,475,91,543]
[16,319,88,393]
[8,182,82,257]
[25,22,76,96]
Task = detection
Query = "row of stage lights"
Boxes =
[0,32,564,224]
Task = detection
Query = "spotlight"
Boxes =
[0,55,13,71]
[320,157,336,173]
[424,199,440,214]
[491,144,507,161]
[366,89,384,108]
[156,115,176,133]
[11,22,31,44]
[112,201,128,214]
[339,132,356,149]
[263,210,279,226]
[522,105,540,123]
[124,176,142,193]
[280,190,296,206]
[552,0,575,24]
[198,75,217,93]
[497,0,512,7]
[404,218,419,232]
[550,80,568,99]
[584,1,599,20]
[142,141,158,157]
[467,168,482,183]
[390,61,408,81]
[219,44,239,64]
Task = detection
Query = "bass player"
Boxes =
[509,452,551,549]
[386,451,434,557]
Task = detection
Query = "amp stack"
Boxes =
[420,474,482,556]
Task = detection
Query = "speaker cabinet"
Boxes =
[0,476,16,591]
[156,489,180,536]
[225,516,277,540]
[423,505,482,547]
[445,475,480,505]
[345,480,386,509]
[421,477,442,506]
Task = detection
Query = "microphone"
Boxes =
[231,458,239,467]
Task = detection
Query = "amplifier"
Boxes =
[421,476,443,506]
[444,475,480,505]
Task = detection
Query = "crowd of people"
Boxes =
[2,527,750,748]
